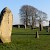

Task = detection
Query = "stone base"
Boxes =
[1,35,11,43]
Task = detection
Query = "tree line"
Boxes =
[19,5,47,31]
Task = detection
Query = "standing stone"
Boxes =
[49,21,50,27]
[0,7,13,43]
[47,21,50,32]
[35,31,39,38]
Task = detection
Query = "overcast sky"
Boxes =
[0,0,50,25]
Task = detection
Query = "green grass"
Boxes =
[0,27,50,50]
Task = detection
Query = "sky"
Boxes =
[0,0,50,25]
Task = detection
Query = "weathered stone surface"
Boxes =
[0,7,13,43]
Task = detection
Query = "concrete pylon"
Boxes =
[0,7,13,43]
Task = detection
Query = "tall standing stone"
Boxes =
[0,7,13,43]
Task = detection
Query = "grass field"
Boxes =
[0,27,50,50]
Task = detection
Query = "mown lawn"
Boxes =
[0,27,50,50]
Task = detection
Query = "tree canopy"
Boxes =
[19,5,47,29]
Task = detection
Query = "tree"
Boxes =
[31,9,38,29]
[36,10,47,31]
[19,5,37,29]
